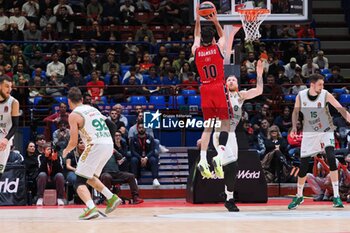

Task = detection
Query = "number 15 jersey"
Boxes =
[73,105,113,145]
[299,89,335,133]
[194,44,225,85]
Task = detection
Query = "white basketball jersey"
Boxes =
[299,89,334,133]
[228,91,244,131]
[0,96,14,143]
[73,105,113,145]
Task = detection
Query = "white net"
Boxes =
[238,9,269,42]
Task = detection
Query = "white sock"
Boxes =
[217,145,226,159]
[86,199,95,209]
[101,187,114,200]
[332,181,340,198]
[297,183,304,197]
[200,150,207,163]
[225,186,233,201]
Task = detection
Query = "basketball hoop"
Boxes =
[237,7,270,42]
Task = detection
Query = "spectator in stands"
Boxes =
[100,146,144,204]
[52,120,70,154]
[102,24,121,41]
[328,66,345,85]
[297,25,315,52]
[291,75,307,95]
[112,104,129,127]
[113,130,130,171]
[122,65,143,84]
[0,8,9,38]
[106,74,125,103]
[182,72,199,92]
[86,70,104,103]
[263,74,283,110]
[120,0,136,25]
[268,55,283,77]
[82,47,101,76]
[41,22,59,40]
[287,120,303,160]
[161,67,180,95]
[139,52,155,74]
[178,62,193,82]
[273,106,292,134]
[167,23,185,52]
[135,24,155,45]
[24,22,42,41]
[12,74,30,107]
[245,52,257,74]
[102,0,120,26]
[129,113,154,140]
[306,156,333,201]
[13,63,30,84]
[34,134,46,155]
[155,0,182,25]
[302,56,319,79]
[102,54,120,75]
[46,72,65,96]
[153,45,169,66]
[29,75,45,102]
[86,0,103,23]
[313,50,329,70]
[142,66,161,94]
[43,102,69,140]
[261,125,290,183]
[9,7,30,31]
[284,57,301,80]
[334,115,350,148]
[63,69,85,90]
[36,143,65,206]
[66,47,83,65]
[135,0,153,11]
[55,4,74,39]
[39,7,56,28]
[29,49,45,70]
[22,0,40,23]
[46,52,65,78]
[24,142,39,204]
[172,50,188,75]
[130,122,160,186]
[85,20,102,41]
[6,23,25,41]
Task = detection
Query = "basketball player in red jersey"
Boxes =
[192,6,229,179]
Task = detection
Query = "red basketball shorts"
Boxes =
[200,82,229,120]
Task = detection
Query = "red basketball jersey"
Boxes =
[194,44,225,85]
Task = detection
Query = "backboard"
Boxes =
[192,0,312,24]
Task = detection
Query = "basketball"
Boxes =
[198,1,217,19]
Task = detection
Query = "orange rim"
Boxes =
[237,9,270,22]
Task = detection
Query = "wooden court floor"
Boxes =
[0,199,349,233]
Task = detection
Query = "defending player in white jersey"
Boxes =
[0,76,20,178]
[288,74,350,210]
[63,87,122,220]
[212,60,264,212]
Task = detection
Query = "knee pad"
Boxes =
[298,157,310,178]
[325,146,337,171]
[74,175,88,191]
[219,131,229,146]
[223,162,239,192]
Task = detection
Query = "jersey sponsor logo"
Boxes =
[237,170,261,179]
[303,102,307,106]
[317,102,321,108]
[0,178,19,193]
[4,106,8,113]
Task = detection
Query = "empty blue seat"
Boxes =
[54,96,68,105]
[320,68,330,75]
[181,90,196,96]
[339,94,350,105]
[248,73,257,79]
[168,96,185,109]
[324,73,332,82]
[130,96,147,104]
[188,95,201,106]
[33,96,42,106]
[149,96,166,109]
[284,94,296,102]
[332,88,346,95]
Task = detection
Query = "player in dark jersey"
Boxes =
[191,6,229,178]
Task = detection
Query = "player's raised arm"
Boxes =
[239,60,264,100]
[207,12,225,52]
[291,94,301,135]
[191,3,201,56]
[62,113,80,158]
[326,92,350,123]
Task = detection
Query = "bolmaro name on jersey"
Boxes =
[197,49,217,57]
